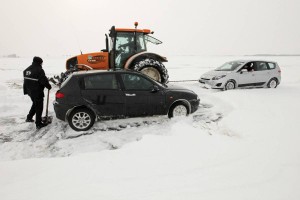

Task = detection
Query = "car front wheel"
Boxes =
[68,108,95,131]
[168,102,189,118]
[224,80,236,90]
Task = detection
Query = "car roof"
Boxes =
[71,70,140,77]
[229,59,277,63]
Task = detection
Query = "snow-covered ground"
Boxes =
[0,55,300,200]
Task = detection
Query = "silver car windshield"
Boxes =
[215,61,245,71]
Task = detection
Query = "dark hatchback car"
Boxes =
[54,70,200,131]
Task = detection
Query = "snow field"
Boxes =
[0,55,300,200]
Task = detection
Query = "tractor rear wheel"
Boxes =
[132,58,169,84]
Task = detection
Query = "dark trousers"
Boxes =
[27,95,44,125]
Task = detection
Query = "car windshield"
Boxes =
[215,61,245,71]
[156,81,167,88]
[146,76,167,88]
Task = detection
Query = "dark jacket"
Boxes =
[23,62,51,98]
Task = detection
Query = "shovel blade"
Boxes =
[42,116,53,125]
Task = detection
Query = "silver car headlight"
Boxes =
[212,75,226,80]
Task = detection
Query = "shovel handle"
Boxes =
[46,89,50,117]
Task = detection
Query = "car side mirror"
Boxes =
[151,85,160,93]
[240,69,247,74]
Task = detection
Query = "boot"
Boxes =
[36,122,48,129]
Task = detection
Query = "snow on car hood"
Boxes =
[166,84,187,90]
[166,84,195,93]
[200,70,232,79]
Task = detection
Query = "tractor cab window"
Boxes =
[136,32,146,51]
[145,35,162,45]
[114,32,146,69]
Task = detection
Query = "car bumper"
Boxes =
[199,79,225,89]
[278,76,281,85]
[53,100,73,121]
[190,98,200,113]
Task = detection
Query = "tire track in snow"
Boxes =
[0,103,223,160]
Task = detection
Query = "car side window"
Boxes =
[121,74,153,90]
[268,62,276,69]
[241,62,255,72]
[256,62,269,71]
[84,74,118,90]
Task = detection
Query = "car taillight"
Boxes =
[56,91,65,99]
[278,69,281,73]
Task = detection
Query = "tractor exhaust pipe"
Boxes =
[134,22,138,52]
[105,34,109,52]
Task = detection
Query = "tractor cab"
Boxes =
[108,23,162,70]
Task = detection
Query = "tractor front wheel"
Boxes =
[132,58,169,84]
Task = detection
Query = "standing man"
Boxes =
[23,56,52,129]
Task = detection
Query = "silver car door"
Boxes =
[254,61,271,86]
[237,62,256,87]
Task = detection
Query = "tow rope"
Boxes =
[168,80,199,82]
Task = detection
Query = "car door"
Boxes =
[120,73,165,117]
[254,61,272,86]
[80,73,125,117]
[237,62,256,87]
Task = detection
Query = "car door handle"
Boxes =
[125,93,136,96]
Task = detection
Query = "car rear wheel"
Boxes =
[267,78,278,88]
[68,108,95,131]
[224,80,236,90]
[168,102,189,118]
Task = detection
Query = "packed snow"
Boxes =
[0,55,300,200]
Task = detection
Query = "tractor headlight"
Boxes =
[212,75,226,80]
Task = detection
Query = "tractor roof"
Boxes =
[115,28,151,34]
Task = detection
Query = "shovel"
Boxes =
[42,89,53,124]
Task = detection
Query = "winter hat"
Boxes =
[33,56,43,65]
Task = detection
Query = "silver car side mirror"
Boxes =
[240,69,247,74]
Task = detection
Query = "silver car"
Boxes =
[199,60,281,90]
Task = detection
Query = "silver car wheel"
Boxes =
[225,81,235,90]
[72,112,91,130]
[140,67,161,82]
[173,105,188,117]
[269,79,277,88]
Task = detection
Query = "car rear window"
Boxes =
[84,74,118,90]
[268,62,276,69]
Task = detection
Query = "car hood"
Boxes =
[200,70,232,79]
[165,84,195,93]
[166,84,188,90]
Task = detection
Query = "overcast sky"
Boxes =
[1,0,300,57]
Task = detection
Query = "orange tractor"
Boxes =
[55,22,169,85]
